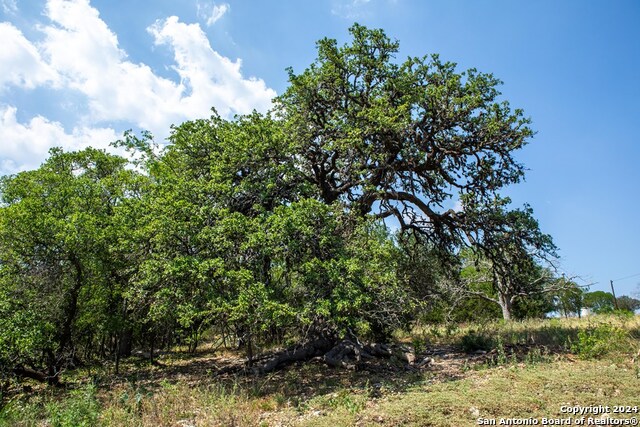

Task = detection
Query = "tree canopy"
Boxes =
[0,24,561,384]
[276,24,534,249]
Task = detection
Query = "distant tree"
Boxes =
[616,295,640,313]
[583,291,615,314]
[553,280,584,318]
[457,202,559,320]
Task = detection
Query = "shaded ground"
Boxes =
[71,339,567,406]
[3,316,639,426]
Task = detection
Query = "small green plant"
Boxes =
[412,336,427,355]
[524,347,550,366]
[495,337,507,365]
[118,385,152,415]
[46,384,100,427]
[613,309,635,321]
[327,390,365,415]
[570,323,628,359]
[445,323,459,337]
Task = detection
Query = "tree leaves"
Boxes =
[0,25,559,376]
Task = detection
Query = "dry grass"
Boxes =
[305,359,640,426]
[2,314,639,426]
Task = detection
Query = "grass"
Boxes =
[343,360,640,427]
[2,314,639,426]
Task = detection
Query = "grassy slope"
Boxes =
[309,361,640,426]
[2,315,639,426]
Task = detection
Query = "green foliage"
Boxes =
[46,385,100,427]
[570,323,628,359]
[583,291,615,314]
[524,347,550,366]
[0,385,100,427]
[445,248,556,322]
[0,24,559,381]
[277,24,535,250]
[325,389,367,415]
[411,337,428,355]
[0,147,139,376]
[553,280,584,317]
[616,295,640,313]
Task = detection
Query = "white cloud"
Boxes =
[0,105,119,174]
[0,22,58,90]
[208,4,229,26]
[40,0,185,136]
[197,2,230,27]
[148,16,275,119]
[37,0,274,135]
[0,0,276,175]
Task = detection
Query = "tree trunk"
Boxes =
[118,328,133,357]
[499,293,513,320]
[149,332,155,364]
[57,254,84,362]
[13,367,61,387]
[114,335,120,375]
[254,338,335,374]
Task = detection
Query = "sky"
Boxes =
[1,0,639,296]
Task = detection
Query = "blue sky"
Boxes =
[1,0,639,296]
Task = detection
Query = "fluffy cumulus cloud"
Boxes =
[0,0,276,174]
[40,0,186,136]
[148,16,275,118]
[0,105,119,173]
[0,23,58,90]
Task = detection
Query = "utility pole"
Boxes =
[610,280,619,310]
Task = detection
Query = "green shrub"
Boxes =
[411,336,427,355]
[613,309,635,321]
[46,385,100,427]
[570,323,628,359]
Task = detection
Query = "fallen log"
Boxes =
[223,339,414,376]
[324,339,364,369]
[13,366,61,387]
[252,338,335,374]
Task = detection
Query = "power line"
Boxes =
[611,272,640,282]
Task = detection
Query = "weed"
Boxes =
[46,384,100,427]
[495,337,507,365]
[411,336,427,355]
[525,347,543,365]
[118,385,152,415]
[570,323,629,359]
[326,390,366,415]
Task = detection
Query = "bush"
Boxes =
[570,323,628,359]
[46,385,100,427]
